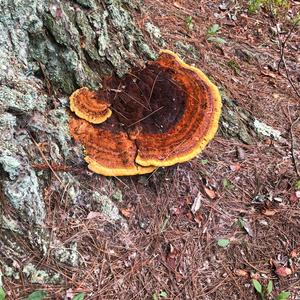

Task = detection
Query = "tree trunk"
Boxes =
[0,0,281,286]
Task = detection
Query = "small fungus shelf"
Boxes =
[69,50,222,176]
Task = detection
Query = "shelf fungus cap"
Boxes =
[133,49,222,167]
[69,118,156,176]
[70,87,112,124]
[69,50,222,176]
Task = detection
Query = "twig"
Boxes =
[288,105,300,177]
[29,133,63,184]
[127,106,164,128]
[39,62,53,95]
[275,21,300,99]
[32,163,74,172]
[121,91,151,111]
[113,175,130,189]
[110,106,129,120]
[281,54,300,99]
[277,22,298,71]
[147,71,161,109]
[112,82,123,101]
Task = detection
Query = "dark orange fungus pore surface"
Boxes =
[69,50,222,176]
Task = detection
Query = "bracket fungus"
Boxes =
[70,87,112,124]
[69,50,222,176]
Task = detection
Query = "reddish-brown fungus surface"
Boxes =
[69,50,222,176]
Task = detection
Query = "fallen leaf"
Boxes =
[193,212,203,227]
[275,266,292,277]
[290,249,299,258]
[65,288,74,299]
[124,252,137,267]
[120,208,133,219]
[261,70,277,78]
[240,218,254,237]
[191,192,202,214]
[173,1,184,9]
[219,2,229,11]
[185,196,193,205]
[236,146,246,160]
[230,164,241,171]
[186,211,194,221]
[166,244,180,269]
[86,211,102,219]
[290,192,299,203]
[168,244,179,259]
[204,187,216,199]
[234,269,248,277]
[170,206,183,216]
[262,209,277,216]
[250,272,260,280]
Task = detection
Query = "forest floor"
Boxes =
[3,0,300,299]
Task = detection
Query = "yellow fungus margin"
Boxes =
[85,156,156,177]
[135,49,222,167]
[70,87,112,124]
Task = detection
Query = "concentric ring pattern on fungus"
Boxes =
[69,50,222,176]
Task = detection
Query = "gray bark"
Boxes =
[0,0,281,285]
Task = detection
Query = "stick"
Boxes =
[127,106,164,128]
[147,71,161,109]
[29,133,63,184]
[288,106,300,177]
[275,20,300,99]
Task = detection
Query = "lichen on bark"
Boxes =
[28,0,156,94]
[0,0,283,287]
[0,0,157,285]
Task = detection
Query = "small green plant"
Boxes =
[200,159,209,165]
[0,288,5,300]
[267,280,273,295]
[227,60,241,75]
[72,293,85,300]
[207,37,226,44]
[207,24,221,35]
[206,24,226,45]
[26,291,47,300]
[223,178,233,189]
[276,291,291,300]
[252,279,271,299]
[237,217,245,229]
[248,0,263,14]
[152,290,168,299]
[295,179,300,190]
[160,215,170,233]
[217,239,230,248]
[186,16,194,31]
[252,279,290,300]
[247,0,289,14]
[291,12,300,26]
